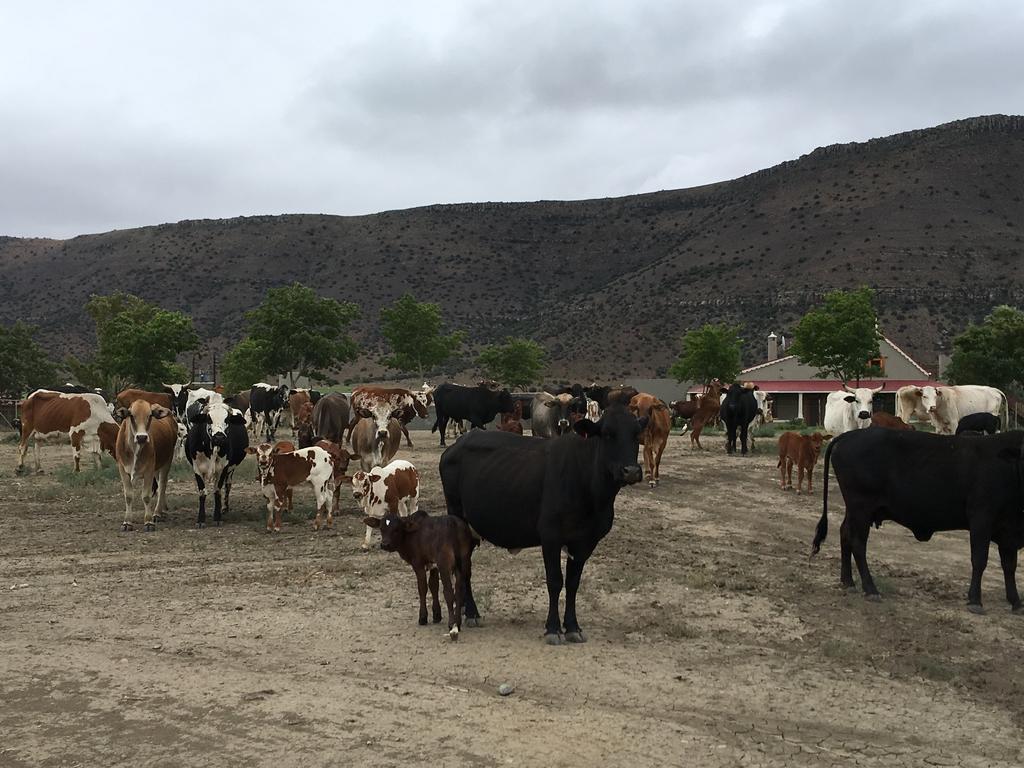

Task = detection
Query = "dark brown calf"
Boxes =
[364,510,475,640]
[777,431,830,494]
[496,400,524,434]
[870,412,915,431]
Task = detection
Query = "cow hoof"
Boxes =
[144,523,156,532]
[864,593,882,602]
[842,584,858,593]
[273,527,281,534]
[120,522,132,532]
[465,617,481,628]
[448,626,460,641]
[648,481,656,489]
[196,521,205,529]
[214,520,222,527]
[1011,603,1024,614]
[432,614,442,624]
[360,543,370,551]
[967,603,986,615]
[564,630,587,643]
[543,632,563,645]
[418,617,428,626]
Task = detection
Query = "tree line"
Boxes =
[1,285,1021,398]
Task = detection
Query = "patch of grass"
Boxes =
[661,618,700,640]
[821,638,862,662]
[912,655,957,683]
[872,575,900,595]
[53,464,121,487]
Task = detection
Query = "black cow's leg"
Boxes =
[437,413,448,446]
[213,489,223,527]
[739,421,749,455]
[461,548,481,626]
[967,525,991,613]
[848,518,879,599]
[415,567,429,625]
[541,543,565,644]
[839,517,855,589]
[997,543,1022,612]
[428,568,442,623]
[195,474,207,528]
[564,544,595,643]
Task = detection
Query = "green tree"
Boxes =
[476,337,547,389]
[238,283,360,388]
[945,305,1024,395]
[70,292,198,390]
[668,323,743,386]
[220,338,272,394]
[0,322,57,397]
[380,293,464,380]
[790,287,882,384]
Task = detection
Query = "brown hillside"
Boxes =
[2,114,1023,381]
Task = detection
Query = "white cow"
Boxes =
[823,385,883,435]
[919,385,1007,435]
[352,459,420,550]
[895,385,931,425]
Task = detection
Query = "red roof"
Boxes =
[687,379,938,394]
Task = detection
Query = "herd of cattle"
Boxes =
[7,375,1022,641]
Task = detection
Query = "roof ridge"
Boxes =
[881,335,931,377]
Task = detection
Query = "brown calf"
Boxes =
[777,431,830,494]
[629,393,672,487]
[115,400,177,530]
[364,509,475,640]
[688,380,725,450]
[351,416,402,471]
[870,412,915,431]
[496,400,524,434]
[246,442,337,532]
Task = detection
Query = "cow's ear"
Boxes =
[227,412,245,425]
[151,406,171,419]
[357,408,372,418]
[114,407,130,421]
[363,517,381,529]
[843,395,856,403]
[822,433,834,440]
[349,454,363,463]
[245,446,257,454]
[573,418,600,438]
[369,473,381,483]
[191,413,212,424]
[544,401,559,408]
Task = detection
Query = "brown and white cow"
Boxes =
[246,442,337,532]
[351,386,429,449]
[777,431,829,494]
[115,400,177,530]
[628,393,672,487]
[351,415,402,471]
[17,390,119,473]
[352,459,420,550]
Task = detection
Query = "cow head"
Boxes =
[417,383,435,408]
[162,382,191,418]
[351,470,379,505]
[573,403,647,486]
[544,393,578,434]
[841,384,883,423]
[245,441,292,483]
[124,400,172,446]
[919,385,941,415]
[359,400,403,442]
[193,403,244,452]
[363,510,425,551]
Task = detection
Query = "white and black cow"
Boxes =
[250,383,291,441]
[184,402,249,527]
[823,385,883,436]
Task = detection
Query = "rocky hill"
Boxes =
[2,114,1022,381]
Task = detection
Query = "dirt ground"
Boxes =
[1,429,1023,767]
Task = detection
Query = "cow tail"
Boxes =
[810,437,837,557]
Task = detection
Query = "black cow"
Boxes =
[955,412,1001,435]
[811,427,1024,613]
[431,383,514,446]
[583,385,612,410]
[606,385,639,407]
[184,403,249,527]
[249,383,290,441]
[720,384,758,455]
[439,404,649,644]
[509,393,535,420]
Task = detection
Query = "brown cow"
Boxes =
[288,389,314,433]
[351,416,402,472]
[350,386,429,448]
[606,385,639,407]
[497,400,524,434]
[115,400,177,530]
[295,401,316,447]
[363,509,474,640]
[17,390,119,473]
[246,442,337,532]
[115,388,174,410]
[870,412,915,431]
[628,393,672,488]
[688,379,725,450]
[777,431,830,494]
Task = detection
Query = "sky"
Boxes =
[1,1,1021,238]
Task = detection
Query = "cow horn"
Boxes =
[871,384,884,394]
[842,384,854,394]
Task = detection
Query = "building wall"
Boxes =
[744,338,929,383]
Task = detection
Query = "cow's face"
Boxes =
[574,404,647,486]
[125,400,171,446]
[842,385,882,423]
[360,401,400,440]
[162,382,191,417]
[411,394,430,419]
[545,394,576,434]
[919,386,940,414]
[204,403,243,450]
[351,470,376,504]
[363,512,415,551]
[245,442,280,483]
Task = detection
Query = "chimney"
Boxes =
[767,332,778,362]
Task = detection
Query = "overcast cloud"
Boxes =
[1,1,1021,238]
